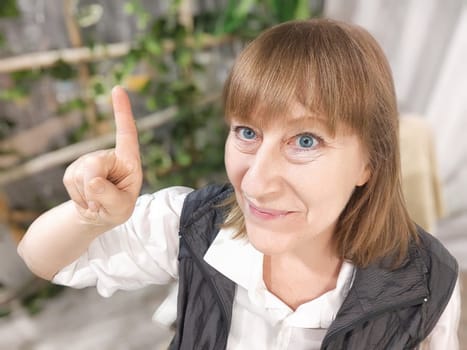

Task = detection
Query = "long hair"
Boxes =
[221,18,417,268]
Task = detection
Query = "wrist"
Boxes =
[65,201,116,237]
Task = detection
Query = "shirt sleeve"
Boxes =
[52,186,193,297]
[419,276,461,350]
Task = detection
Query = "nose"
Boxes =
[241,141,283,199]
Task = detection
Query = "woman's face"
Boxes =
[224,104,370,257]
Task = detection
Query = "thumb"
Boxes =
[83,156,137,220]
[85,176,126,213]
[82,155,115,210]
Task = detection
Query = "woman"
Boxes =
[18,18,459,349]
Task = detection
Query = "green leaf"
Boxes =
[269,0,310,22]
[145,97,158,111]
[139,130,155,145]
[0,0,20,18]
[92,81,106,96]
[217,0,257,34]
[175,48,192,68]
[0,307,11,318]
[144,38,162,56]
[123,1,136,14]
[293,0,310,20]
[48,60,77,80]
[175,149,192,166]
[0,33,6,49]
[57,98,87,115]
[0,88,24,101]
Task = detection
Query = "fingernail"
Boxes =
[89,179,104,194]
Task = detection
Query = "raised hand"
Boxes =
[63,86,143,227]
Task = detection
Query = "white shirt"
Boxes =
[53,187,460,349]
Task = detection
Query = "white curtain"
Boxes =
[325,0,467,219]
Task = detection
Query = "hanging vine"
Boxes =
[0,0,322,190]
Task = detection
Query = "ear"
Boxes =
[356,163,371,187]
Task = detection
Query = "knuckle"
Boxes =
[63,170,74,187]
[82,155,96,167]
[63,166,85,191]
[82,151,112,169]
[63,176,71,188]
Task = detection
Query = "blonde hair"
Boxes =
[221,18,417,268]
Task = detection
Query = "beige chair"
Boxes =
[399,115,444,233]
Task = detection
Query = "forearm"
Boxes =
[17,200,111,281]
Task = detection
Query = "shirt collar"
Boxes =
[204,227,262,291]
[204,228,355,328]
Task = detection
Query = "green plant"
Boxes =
[0,117,16,140]
[0,0,323,316]
[0,0,321,192]
[0,0,20,18]
[116,1,220,189]
[0,61,77,103]
[20,284,64,315]
[117,0,321,190]
[215,0,316,37]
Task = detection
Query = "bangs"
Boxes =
[222,19,386,136]
[223,31,321,128]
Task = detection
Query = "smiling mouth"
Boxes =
[246,200,291,220]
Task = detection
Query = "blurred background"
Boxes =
[0,0,465,349]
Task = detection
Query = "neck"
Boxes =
[263,236,342,310]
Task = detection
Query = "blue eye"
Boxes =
[297,134,317,148]
[238,127,256,140]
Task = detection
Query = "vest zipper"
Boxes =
[321,295,429,348]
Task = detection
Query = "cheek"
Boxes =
[296,160,358,211]
[224,139,246,187]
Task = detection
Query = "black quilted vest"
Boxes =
[169,184,458,350]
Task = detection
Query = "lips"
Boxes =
[245,199,290,220]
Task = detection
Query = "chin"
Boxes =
[244,222,294,256]
[249,241,289,256]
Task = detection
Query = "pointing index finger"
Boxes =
[111,86,140,161]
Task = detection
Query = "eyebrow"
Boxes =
[228,112,335,134]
